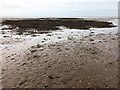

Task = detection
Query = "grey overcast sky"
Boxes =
[0,0,119,18]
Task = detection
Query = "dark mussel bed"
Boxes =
[1,18,116,35]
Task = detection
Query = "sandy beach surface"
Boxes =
[0,18,118,88]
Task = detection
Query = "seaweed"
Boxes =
[1,18,116,35]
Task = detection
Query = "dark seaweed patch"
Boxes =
[2,18,116,35]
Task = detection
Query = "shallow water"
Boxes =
[0,18,118,50]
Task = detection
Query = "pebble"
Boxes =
[90,39,94,41]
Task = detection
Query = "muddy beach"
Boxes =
[0,18,118,88]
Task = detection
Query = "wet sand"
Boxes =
[0,18,118,88]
